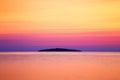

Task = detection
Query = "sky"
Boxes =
[0,0,120,51]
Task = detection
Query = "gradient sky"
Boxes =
[0,0,120,51]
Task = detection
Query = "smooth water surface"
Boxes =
[0,52,120,80]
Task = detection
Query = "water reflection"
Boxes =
[0,52,120,80]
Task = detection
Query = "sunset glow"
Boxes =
[0,0,120,51]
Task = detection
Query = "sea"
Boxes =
[0,52,120,80]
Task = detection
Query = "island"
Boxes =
[39,48,81,52]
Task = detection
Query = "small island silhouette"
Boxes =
[39,48,81,52]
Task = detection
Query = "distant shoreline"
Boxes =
[38,48,81,52]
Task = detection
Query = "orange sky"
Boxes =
[0,0,120,34]
[0,0,120,51]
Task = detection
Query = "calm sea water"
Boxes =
[0,52,120,80]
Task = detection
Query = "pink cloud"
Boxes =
[0,31,120,46]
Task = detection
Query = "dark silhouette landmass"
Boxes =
[39,48,81,52]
